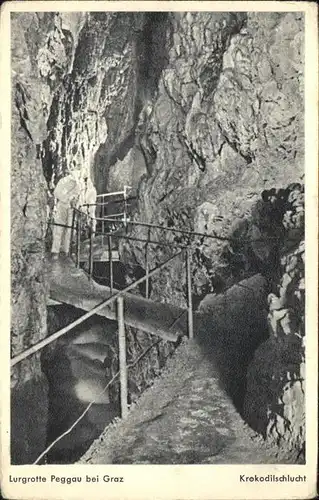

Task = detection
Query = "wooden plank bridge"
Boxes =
[80,234,120,263]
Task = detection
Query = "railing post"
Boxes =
[124,187,127,231]
[145,227,151,299]
[102,195,105,245]
[108,234,113,294]
[117,296,128,419]
[89,224,93,279]
[76,213,81,268]
[186,247,194,339]
[123,185,130,234]
[70,209,76,257]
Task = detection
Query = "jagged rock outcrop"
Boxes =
[117,12,304,458]
[11,10,305,464]
[243,185,305,461]
[121,11,304,305]
[11,12,83,464]
[43,12,145,193]
[11,12,57,386]
[11,11,147,464]
[106,146,147,194]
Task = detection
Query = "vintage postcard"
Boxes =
[0,1,318,499]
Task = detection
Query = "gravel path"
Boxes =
[79,339,287,465]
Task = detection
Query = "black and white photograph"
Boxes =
[0,1,317,499]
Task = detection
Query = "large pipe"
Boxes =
[108,235,113,294]
[11,250,184,367]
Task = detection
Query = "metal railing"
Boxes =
[12,216,194,371]
[70,202,190,298]
[11,193,195,461]
[11,246,192,464]
[11,247,189,367]
[88,186,133,239]
[102,216,290,244]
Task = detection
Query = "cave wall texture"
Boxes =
[122,11,304,301]
[119,11,305,457]
[243,186,305,460]
[11,10,304,461]
[11,11,87,463]
[11,10,147,382]
[11,10,146,463]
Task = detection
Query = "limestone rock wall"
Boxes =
[11,10,305,462]
[11,11,87,464]
[12,11,148,383]
[243,185,305,460]
[42,12,145,193]
[11,12,84,387]
[121,12,304,306]
[11,11,145,463]
[118,11,305,458]
[106,145,147,194]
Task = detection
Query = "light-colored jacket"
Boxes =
[79,179,96,208]
[79,179,97,233]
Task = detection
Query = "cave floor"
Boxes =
[79,339,287,465]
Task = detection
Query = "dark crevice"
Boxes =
[136,12,172,102]
[93,13,172,189]
[216,121,253,165]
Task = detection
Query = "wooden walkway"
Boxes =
[48,254,268,349]
[47,257,187,342]
[80,234,120,263]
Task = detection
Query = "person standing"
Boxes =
[51,170,82,260]
[80,174,97,236]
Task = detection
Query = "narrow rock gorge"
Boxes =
[11,10,305,465]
